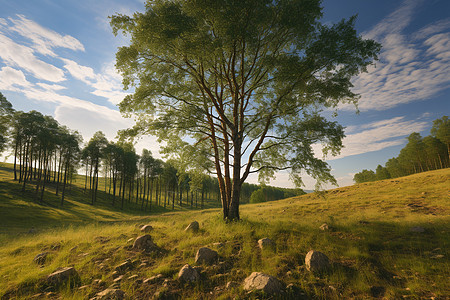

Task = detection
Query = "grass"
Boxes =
[0,162,220,240]
[0,164,449,299]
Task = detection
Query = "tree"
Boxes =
[111,0,380,220]
[375,164,390,181]
[431,116,449,162]
[0,92,14,153]
[84,131,108,204]
[353,169,376,183]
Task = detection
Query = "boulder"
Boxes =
[132,235,156,252]
[243,272,284,294]
[184,221,199,233]
[140,225,153,233]
[195,247,218,265]
[47,267,78,286]
[33,252,49,265]
[305,250,330,273]
[257,238,274,250]
[319,223,329,231]
[93,288,125,300]
[178,264,200,282]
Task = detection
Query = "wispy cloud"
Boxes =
[62,58,128,105]
[343,0,450,111]
[0,33,65,82]
[0,66,31,90]
[314,116,428,160]
[9,14,84,56]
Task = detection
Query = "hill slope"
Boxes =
[0,168,449,299]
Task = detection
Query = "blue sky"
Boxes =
[0,0,449,190]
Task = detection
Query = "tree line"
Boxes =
[1,92,298,211]
[353,116,449,184]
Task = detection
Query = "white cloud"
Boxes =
[9,15,84,56]
[0,33,65,82]
[54,105,131,142]
[0,66,31,90]
[413,18,450,40]
[62,58,128,105]
[343,1,450,111]
[62,58,96,83]
[36,83,67,91]
[364,0,422,40]
[314,116,428,160]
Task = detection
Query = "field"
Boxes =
[0,164,449,299]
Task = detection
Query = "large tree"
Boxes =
[111,0,380,220]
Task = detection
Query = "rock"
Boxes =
[178,264,200,282]
[243,272,284,294]
[257,238,274,250]
[410,226,425,233]
[132,235,156,252]
[319,223,329,231]
[114,259,133,274]
[47,267,78,286]
[33,252,49,265]
[195,247,218,265]
[184,221,199,233]
[140,225,153,232]
[305,250,330,273]
[93,288,125,300]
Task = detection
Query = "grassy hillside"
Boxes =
[0,162,219,240]
[0,167,449,299]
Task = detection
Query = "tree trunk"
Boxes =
[13,138,18,180]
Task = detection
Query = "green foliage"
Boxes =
[0,92,14,152]
[353,169,376,183]
[110,0,380,220]
[249,185,304,203]
[375,164,390,180]
[354,116,449,183]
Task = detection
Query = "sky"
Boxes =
[0,0,449,190]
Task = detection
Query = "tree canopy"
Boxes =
[110,0,380,220]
